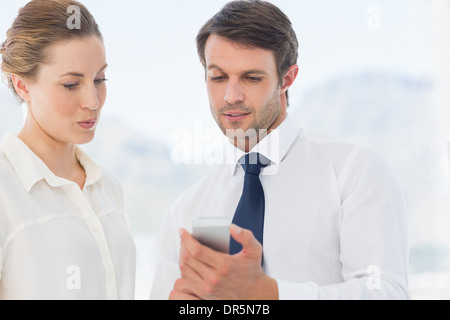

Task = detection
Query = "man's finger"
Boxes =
[179,228,227,267]
[229,224,263,257]
[179,245,204,279]
[169,278,202,300]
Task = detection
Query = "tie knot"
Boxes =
[239,153,270,175]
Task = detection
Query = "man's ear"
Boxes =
[280,64,299,94]
[11,74,31,102]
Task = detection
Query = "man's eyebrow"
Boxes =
[60,63,108,78]
[207,64,224,72]
[242,69,268,75]
[207,64,268,75]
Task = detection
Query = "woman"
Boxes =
[0,0,136,299]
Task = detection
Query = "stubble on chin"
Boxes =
[210,90,283,150]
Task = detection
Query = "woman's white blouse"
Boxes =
[0,133,136,300]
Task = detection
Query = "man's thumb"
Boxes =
[230,224,262,255]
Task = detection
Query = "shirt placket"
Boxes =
[74,185,118,300]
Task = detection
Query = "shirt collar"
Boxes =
[75,146,103,188]
[226,115,301,176]
[0,133,103,192]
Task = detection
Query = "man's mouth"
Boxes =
[224,112,250,122]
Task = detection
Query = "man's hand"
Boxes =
[169,224,279,300]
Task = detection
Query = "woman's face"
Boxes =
[24,36,107,145]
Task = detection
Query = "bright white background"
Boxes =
[1,0,449,300]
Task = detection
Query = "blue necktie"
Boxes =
[230,153,270,255]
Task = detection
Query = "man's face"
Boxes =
[204,35,287,150]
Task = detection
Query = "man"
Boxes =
[150,0,410,300]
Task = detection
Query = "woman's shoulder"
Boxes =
[100,167,123,192]
[76,146,123,192]
[0,150,16,185]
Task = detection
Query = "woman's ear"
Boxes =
[11,74,31,103]
[281,64,299,94]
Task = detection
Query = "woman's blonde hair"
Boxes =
[0,0,102,101]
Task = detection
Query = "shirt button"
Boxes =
[92,225,101,232]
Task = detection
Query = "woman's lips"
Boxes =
[78,118,97,130]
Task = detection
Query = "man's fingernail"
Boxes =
[178,229,184,237]
[232,224,242,234]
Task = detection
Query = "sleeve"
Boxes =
[276,146,410,300]
[149,204,181,300]
[0,244,2,281]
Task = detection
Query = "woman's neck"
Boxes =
[18,119,86,189]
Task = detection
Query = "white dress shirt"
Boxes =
[0,133,136,300]
[150,115,410,300]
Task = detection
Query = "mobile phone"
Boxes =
[192,217,230,253]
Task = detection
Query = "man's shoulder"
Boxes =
[296,129,369,158]
[300,129,361,148]
[170,164,228,206]
[294,128,390,173]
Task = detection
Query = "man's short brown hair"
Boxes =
[196,0,298,91]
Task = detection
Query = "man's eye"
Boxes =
[247,76,262,82]
[211,76,226,82]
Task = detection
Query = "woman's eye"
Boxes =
[95,78,108,85]
[63,83,78,90]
